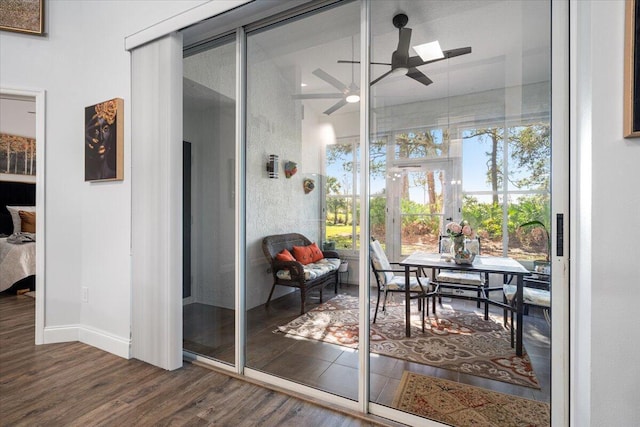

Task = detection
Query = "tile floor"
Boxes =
[184,283,551,408]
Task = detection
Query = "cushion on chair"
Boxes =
[370,239,394,285]
[276,258,340,281]
[503,284,550,307]
[308,242,324,262]
[276,249,296,262]
[436,271,483,286]
[385,275,428,291]
[292,245,314,265]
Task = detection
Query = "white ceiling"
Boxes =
[185,0,550,117]
[0,96,36,138]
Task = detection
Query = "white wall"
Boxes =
[580,1,640,425]
[0,0,206,355]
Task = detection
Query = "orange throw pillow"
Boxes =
[292,245,313,265]
[275,249,295,262]
[309,242,324,263]
[19,210,36,233]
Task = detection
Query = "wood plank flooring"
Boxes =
[0,293,398,427]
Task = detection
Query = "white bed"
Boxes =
[0,237,36,292]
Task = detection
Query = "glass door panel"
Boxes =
[182,35,237,365]
[398,168,446,256]
[244,0,360,400]
[369,1,551,423]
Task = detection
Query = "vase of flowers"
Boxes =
[445,220,475,264]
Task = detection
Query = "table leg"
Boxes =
[405,265,411,337]
[516,274,524,356]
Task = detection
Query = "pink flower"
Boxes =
[462,225,472,236]
[447,222,462,234]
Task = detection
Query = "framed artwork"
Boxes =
[0,0,44,35]
[624,0,640,138]
[85,98,124,181]
[0,133,36,182]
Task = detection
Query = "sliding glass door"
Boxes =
[368,0,552,423]
[182,36,237,365]
[244,0,361,399]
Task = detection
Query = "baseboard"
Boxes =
[42,324,131,359]
[79,326,131,359]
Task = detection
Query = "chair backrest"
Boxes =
[262,233,312,264]
[439,235,481,254]
[369,238,394,286]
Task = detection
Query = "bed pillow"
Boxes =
[6,206,36,234]
[19,211,36,233]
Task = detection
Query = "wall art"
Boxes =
[85,98,124,181]
[0,0,44,35]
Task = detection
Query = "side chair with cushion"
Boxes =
[435,236,489,316]
[369,238,435,331]
[262,233,341,315]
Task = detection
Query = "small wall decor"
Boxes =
[303,178,315,194]
[284,161,297,178]
[0,133,36,181]
[624,0,640,137]
[266,154,279,178]
[0,0,44,35]
[85,98,124,181]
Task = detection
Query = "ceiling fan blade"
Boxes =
[337,60,392,66]
[406,68,433,86]
[323,99,348,115]
[407,46,472,68]
[313,68,348,93]
[370,69,394,86]
[291,93,344,100]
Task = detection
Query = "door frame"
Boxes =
[1,87,46,345]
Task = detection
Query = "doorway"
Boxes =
[0,88,46,345]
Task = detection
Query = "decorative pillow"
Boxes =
[308,242,324,263]
[19,211,36,233]
[292,245,314,265]
[6,206,36,234]
[275,248,295,262]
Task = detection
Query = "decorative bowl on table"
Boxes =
[454,250,475,265]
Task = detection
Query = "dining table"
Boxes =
[399,252,531,356]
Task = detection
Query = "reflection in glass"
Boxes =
[244,1,360,400]
[182,37,237,365]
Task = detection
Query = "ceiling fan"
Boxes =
[338,13,472,87]
[291,68,360,115]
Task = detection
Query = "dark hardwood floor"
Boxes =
[0,292,398,427]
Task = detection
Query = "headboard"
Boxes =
[0,181,36,235]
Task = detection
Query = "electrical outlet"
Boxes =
[81,287,88,303]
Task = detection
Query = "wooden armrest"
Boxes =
[272,260,305,279]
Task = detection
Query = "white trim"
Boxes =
[0,86,46,346]
[125,0,252,51]
[569,1,592,426]
[79,326,132,359]
[43,325,78,343]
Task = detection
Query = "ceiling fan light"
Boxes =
[413,40,444,62]
[391,66,409,76]
[345,94,360,103]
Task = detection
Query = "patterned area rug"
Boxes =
[394,371,550,426]
[275,294,540,388]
